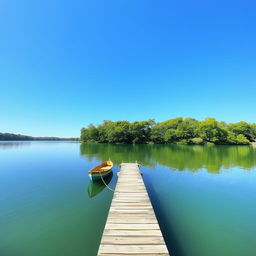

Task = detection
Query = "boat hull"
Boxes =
[89,169,112,182]
[88,161,113,182]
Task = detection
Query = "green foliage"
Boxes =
[80,124,99,142]
[164,129,177,143]
[80,117,256,145]
[235,134,250,145]
[226,132,238,144]
[150,124,166,144]
[151,117,183,144]
[251,124,256,140]
[176,118,199,140]
[129,120,155,144]
[229,121,254,141]
[197,118,228,144]
[106,121,131,143]
[176,139,189,145]
[191,137,204,145]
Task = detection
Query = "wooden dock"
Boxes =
[97,163,169,256]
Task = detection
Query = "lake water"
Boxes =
[1,142,256,256]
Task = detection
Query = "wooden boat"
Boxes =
[88,161,113,182]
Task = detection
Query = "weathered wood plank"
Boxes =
[111,203,152,207]
[99,254,169,256]
[101,236,165,245]
[105,223,160,230]
[103,229,163,237]
[107,218,158,224]
[98,244,169,254]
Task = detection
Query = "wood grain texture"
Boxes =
[97,163,169,256]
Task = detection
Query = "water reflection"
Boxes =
[87,172,113,198]
[80,144,256,173]
[0,141,31,149]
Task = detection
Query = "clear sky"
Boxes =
[1,0,256,137]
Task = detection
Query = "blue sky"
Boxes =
[1,0,256,137]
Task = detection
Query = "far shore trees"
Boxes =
[0,133,78,141]
[80,118,256,145]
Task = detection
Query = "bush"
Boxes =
[176,139,189,145]
[236,134,250,145]
[191,137,204,145]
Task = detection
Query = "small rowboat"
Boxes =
[88,161,113,182]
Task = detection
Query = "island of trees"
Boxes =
[0,133,78,141]
[80,118,256,145]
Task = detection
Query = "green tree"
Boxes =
[226,131,238,144]
[130,119,155,144]
[229,121,254,141]
[151,118,183,144]
[198,118,228,144]
[236,134,250,145]
[175,118,199,142]
[251,124,256,141]
[164,128,177,143]
[80,124,99,142]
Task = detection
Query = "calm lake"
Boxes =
[1,142,256,256]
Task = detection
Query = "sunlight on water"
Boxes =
[1,142,256,256]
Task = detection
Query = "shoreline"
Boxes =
[79,141,256,146]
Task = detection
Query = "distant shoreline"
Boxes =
[0,140,79,141]
[0,132,79,141]
[80,142,256,146]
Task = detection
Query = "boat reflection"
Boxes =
[87,172,113,198]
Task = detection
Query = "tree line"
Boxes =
[0,133,78,141]
[80,118,256,145]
